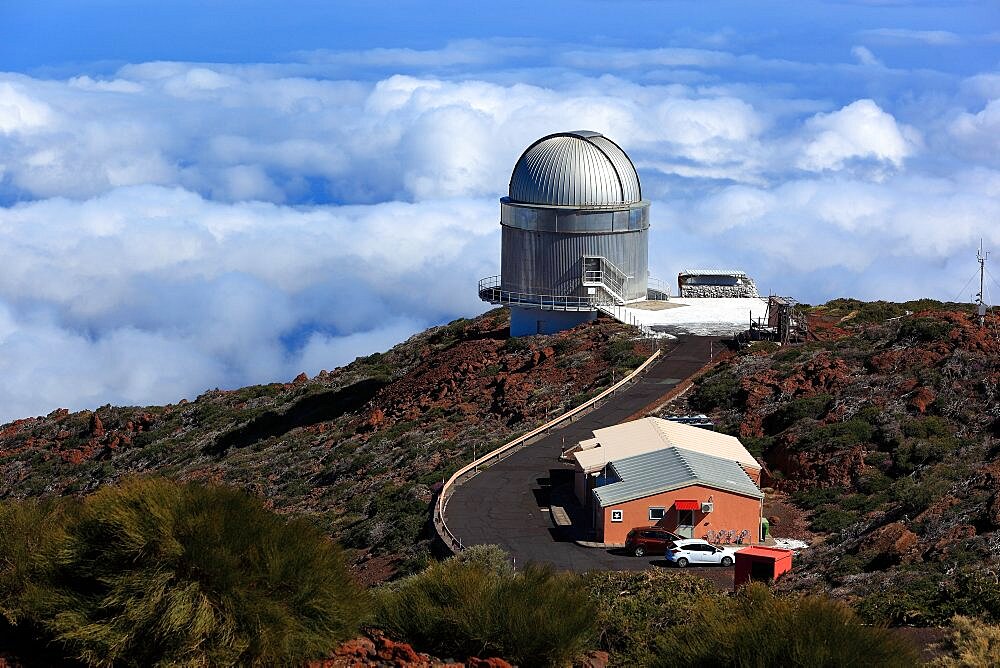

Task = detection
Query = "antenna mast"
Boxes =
[977,239,990,327]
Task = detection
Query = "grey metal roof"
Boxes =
[679,269,749,277]
[508,131,642,208]
[593,447,763,507]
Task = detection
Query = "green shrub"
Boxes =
[0,498,77,626]
[584,570,724,667]
[652,583,918,668]
[898,317,954,343]
[824,298,907,323]
[765,394,833,433]
[690,372,741,411]
[6,478,366,667]
[794,418,874,451]
[809,507,860,533]
[902,416,953,439]
[930,615,1000,667]
[792,486,848,510]
[858,568,1000,626]
[375,547,596,667]
[602,339,644,369]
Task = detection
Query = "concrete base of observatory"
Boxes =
[509,307,597,337]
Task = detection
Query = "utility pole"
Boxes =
[977,239,990,328]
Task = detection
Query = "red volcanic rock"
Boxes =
[908,387,936,413]
[866,522,919,563]
[366,408,386,431]
[374,634,423,664]
[293,372,309,384]
[868,350,903,373]
[89,412,105,438]
[923,525,977,562]
[466,659,514,668]
[777,355,852,398]
[334,636,376,659]
[765,443,867,491]
[318,633,516,667]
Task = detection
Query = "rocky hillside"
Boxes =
[0,308,649,582]
[680,299,1000,625]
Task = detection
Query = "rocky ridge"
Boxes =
[678,301,1000,624]
[0,309,648,581]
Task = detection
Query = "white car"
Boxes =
[665,538,738,567]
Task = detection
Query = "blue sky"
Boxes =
[0,1,998,419]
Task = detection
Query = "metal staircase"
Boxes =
[581,255,630,305]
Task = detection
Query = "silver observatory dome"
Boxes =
[481,130,651,336]
[508,131,642,207]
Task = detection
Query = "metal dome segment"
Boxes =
[508,131,642,207]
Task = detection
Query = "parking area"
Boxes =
[444,336,734,589]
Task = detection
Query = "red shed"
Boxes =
[734,546,793,590]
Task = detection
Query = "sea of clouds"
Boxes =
[0,38,998,420]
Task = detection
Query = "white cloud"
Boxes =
[949,98,1000,158]
[0,185,497,420]
[0,81,54,133]
[796,99,916,171]
[0,47,996,421]
[860,28,963,46]
[851,45,884,67]
[660,170,1000,294]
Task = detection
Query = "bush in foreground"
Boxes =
[584,569,725,667]
[652,583,918,668]
[930,615,1000,667]
[374,545,596,667]
[1,478,366,667]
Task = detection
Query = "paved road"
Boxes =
[445,335,731,585]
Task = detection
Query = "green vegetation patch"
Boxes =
[0,478,366,667]
[653,583,918,668]
[765,394,833,433]
[690,371,741,412]
[374,546,597,667]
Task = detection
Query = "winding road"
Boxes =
[444,335,730,581]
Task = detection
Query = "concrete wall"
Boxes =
[597,483,761,545]
[509,307,596,336]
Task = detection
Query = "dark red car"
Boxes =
[625,527,682,557]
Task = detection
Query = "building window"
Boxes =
[678,509,694,527]
[648,507,665,521]
[611,510,623,523]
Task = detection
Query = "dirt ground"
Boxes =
[762,490,819,543]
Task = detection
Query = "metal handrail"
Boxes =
[582,256,629,304]
[433,347,663,553]
[647,277,671,301]
[478,275,605,311]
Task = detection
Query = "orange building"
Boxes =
[592,447,763,545]
[570,418,762,508]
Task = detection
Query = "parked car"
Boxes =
[665,538,738,567]
[625,527,682,557]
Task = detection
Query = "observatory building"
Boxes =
[479,131,652,336]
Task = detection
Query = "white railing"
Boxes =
[479,275,602,312]
[433,347,663,553]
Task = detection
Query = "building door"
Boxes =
[677,509,694,538]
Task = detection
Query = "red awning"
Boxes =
[674,499,700,511]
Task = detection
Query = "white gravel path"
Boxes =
[622,297,769,336]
